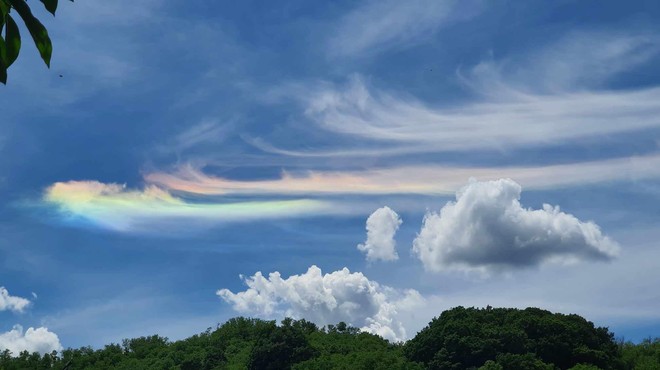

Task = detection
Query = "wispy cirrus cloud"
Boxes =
[471,30,660,92]
[257,31,660,157]
[327,0,483,58]
[291,75,660,152]
[145,153,660,196]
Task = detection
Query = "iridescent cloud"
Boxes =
[145,154,660,196]
[44,181,333,232]
[42,153,660,232]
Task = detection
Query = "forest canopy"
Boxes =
[0,306,657,370]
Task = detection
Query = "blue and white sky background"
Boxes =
[1,0,660,352]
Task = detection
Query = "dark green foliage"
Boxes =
[619,337,660,370]
[0,0,72,83]
[293,322,423,370]
[248,318,316,369]
[490,353,554,370]
[568,364,603,370]
[0,310,656,369]
[39,0,58,16]
[404,306,624,369]
[0,317,419,369]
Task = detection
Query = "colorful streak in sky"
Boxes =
[44,181,333,232]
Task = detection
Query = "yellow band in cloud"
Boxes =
[42,153,660,232]
[44,181,332,232]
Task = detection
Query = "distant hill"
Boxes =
[0,307,657,369]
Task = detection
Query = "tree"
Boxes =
[619,337,660,370]
[0,0,71,84]
[0,312,654,369]
[404,306,624,370]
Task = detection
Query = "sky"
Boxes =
[1,0,660,353]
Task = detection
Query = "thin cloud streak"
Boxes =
[146,153,660,196]
[256,31,660,157]
[300,76,660,150]
[327,0,483,58]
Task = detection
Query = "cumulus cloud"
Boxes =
[0,325,62,356]
[413,179,620,273]
[0,287,30,313]
[217,265,423,341]
[358,207,402,261]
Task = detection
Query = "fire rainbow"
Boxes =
[44,181,332,232]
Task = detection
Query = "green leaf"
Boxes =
[8,0,52,67]
[0,65,7,84]
[0,33,7,65]
[39,0,58,16]
[5,15,20,66]
[0,1,8,18]
[0,38,7,84]
[0,0,8,29]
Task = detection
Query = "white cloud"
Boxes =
[0,325,62,356]
[358,207,402,261]
[328,0,482,58]
[473,30,660,93]
[151,119,238,159]
[253,32,660,157]
[147,153,660,196]
[413,179,620,273]
[299,74,660,152]
[217,265,423,341]
[0,287,31,313]
[398,226,660,338]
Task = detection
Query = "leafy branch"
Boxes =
[0,0,72,84]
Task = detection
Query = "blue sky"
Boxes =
[1,0,660,351]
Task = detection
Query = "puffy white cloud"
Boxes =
[0,287,30,313]
[217,265,423,341]
[357,207,402,261]
[413,179,620,273]
[0,325,62,356]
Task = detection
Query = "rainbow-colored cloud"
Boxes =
[145,154,660,196]
[42,153,660,233]
[44,181,332,232]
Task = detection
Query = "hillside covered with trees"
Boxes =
[0,307,657,370]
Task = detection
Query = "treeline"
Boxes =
[0,307,657,369]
